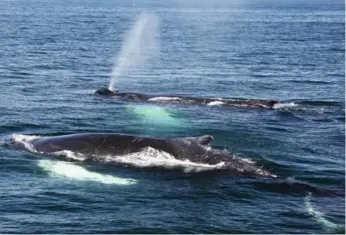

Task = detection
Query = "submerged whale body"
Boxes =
[12,133,276,178]
[95,88,278,109]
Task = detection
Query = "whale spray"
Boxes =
[109,12,159,91]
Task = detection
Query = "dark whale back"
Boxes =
[95,88,116,96]
[30,133,217,160]
[24,133,276,178]
[31,133,166,156]
[95,88,278,109]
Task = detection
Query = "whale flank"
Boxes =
[11,133,276,177]
[95,88,279,109]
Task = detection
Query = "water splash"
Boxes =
[38,159,137,185]
[101,147,226,173]
[11,134,40,153]
[304,193,339,231]
[273,102,297,109]
[109,12,159,91]
[52,150,86,161]
[207,101,225,106]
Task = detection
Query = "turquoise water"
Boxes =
[0,0,344,233]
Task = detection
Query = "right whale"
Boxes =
[95,88,279,109]
[12,132,276,178]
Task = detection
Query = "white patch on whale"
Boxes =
[12,134,86,162]
[38,159,137,185]
[48,147,226,173]
[240,158,256,164]
[102,147,226,173]
[304,193,339,231]
[11,134,40,153]
[273,102,297,109]
[207,101,225,106]
[52,150,86,161]
[148,97,182,102]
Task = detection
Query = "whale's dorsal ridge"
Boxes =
[176,135,214,145]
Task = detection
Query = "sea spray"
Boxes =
[109,12,159,91]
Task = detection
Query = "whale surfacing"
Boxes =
[12,133,276,178]
[95,88,278,109]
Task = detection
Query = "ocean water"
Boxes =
[0,0,345,233]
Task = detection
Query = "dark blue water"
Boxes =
[0,0,345,233]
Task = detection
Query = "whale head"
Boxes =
[95,88,117,96]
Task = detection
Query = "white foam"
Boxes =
[240,158,256,164]
[304,193,338,231]
[148,97,182,102]
[11,135,86,162]
[38,159,137,185]
[207,101,225,106]
[11,134,40,153]
[273,102,297,109]
[102,147,226,173]
[52,150,86,161]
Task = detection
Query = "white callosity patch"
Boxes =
[38,159,137,185]
[304,193,339,231]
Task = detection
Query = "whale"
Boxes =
[12,133,276,178]
[95,88,278,109]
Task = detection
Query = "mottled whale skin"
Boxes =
[95,88,278,109]
[15,133,276,178]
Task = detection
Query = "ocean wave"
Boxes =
[295,100,341,107]
[304,193,339,231]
